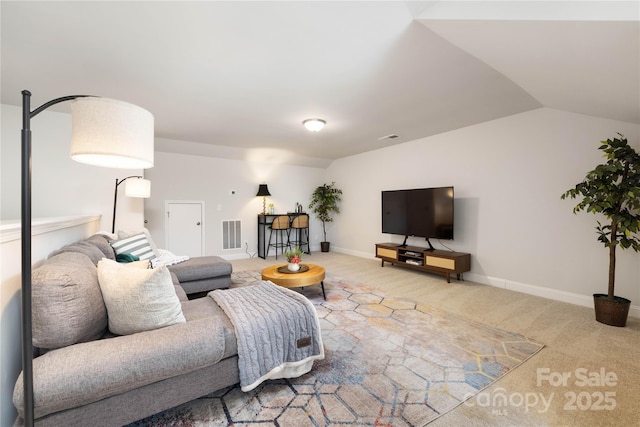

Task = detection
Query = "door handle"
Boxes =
[196,222,201,226]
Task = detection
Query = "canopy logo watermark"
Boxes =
[464,367,618,416]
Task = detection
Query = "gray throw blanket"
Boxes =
[210,280,324,391]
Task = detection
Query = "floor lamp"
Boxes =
[112,176,151,233]
[20,90,154,426]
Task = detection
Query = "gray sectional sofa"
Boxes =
[13,234,240,426]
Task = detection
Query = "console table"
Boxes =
[375,242,470,283]
[257,213,309,259]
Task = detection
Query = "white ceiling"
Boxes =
[2,1,638,168]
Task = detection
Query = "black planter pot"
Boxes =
[593,294,631,327]
[320,242,330,252]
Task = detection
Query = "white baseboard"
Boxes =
[222,253,252,260]
[455,272,639,319]
[332,246,375,260]
[332,247,640,319]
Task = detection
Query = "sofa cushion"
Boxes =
[168,256,232,282]
[182,297,238,358]
[97,259,185,335]
[86,234,116,260]
[32,252,108,349]
[49,240,105,265]
[110,233,156,261]
[14,317,226,420]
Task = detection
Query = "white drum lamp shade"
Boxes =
[70,97,154,169]
[111,176,151,233]
[125,178,151,198]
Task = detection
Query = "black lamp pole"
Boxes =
[20,90,90,426]
[112,176,143,234]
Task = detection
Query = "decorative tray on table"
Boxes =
[277,264,309,274]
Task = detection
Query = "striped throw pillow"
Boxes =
[110,233,156,261]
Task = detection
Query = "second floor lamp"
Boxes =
[112,176,151,233]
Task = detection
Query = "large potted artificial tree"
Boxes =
[561,134,640,327]
[309,182,343,252]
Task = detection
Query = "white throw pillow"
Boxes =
[97,258,185,335]
[126,259,152,269]
[111,233,156,261]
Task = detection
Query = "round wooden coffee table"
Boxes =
[261,263,326,300]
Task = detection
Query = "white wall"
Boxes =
[326,107,640,313]
[1,104,146,232]
[145,151,326,258]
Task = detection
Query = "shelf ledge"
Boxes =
[0,215,102,244]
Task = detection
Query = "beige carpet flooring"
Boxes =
[231,251,640,426]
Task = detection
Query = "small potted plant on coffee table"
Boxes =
[285,246,303,272]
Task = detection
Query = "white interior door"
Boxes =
[165,201,204,257]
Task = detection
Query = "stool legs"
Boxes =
[290,227,310,254]
[267,227,290,259]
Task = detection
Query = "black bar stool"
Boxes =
[267,215,291,259]
[289,214,310,254]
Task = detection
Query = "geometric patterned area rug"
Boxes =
[130,270,544,426]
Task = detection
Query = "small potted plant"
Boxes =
[561,134,640,327]
[285,246,303,272]
[309,182,343,252]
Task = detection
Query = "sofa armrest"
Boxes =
[14,317,225,420]
[174,284,188,301]
[170,271,188,301]
[170,271,181,286]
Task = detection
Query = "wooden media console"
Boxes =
[375,242,470,283]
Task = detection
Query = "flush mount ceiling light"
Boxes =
[303,118,326,132]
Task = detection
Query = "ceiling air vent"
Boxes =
[378,134,399,141]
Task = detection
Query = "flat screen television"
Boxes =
[381,186,454,249]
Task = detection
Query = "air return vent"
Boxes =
[222,220,242,250]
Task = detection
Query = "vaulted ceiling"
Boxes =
[2,1,638,167]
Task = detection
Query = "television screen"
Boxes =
[382,187,454,240]
[381,190,408,236]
